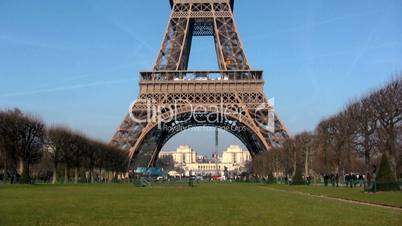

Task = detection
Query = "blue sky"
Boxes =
[0,0,401,156]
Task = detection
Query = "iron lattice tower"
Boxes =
[111,0,289,168]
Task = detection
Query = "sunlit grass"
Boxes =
[0,183,401,226]
[267,184,402,208]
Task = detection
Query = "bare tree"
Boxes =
[156,155,175,172]
[347,98,378,182]
[83,140,101,183]
[0,109,45,183]
[103,145,128,182]
[16,114,45,183]
[251,153,263,177]
[0,109,20,182]
[370,77,402,175]
[47,127,74,184]
[248,75,401,184]
[56,132,85,184]
[333,112,356,177]
[281,138,297,178]
[0,124,6,181]
[315,119,334,174]
[397,124,402,178]
[295,132,316,177]
[1,109,131,184]
[270,147,282,179]
[0,134,4,181]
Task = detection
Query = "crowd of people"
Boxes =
[322,173,365,187]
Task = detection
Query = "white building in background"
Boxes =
[159,145,197,164]
[159,145,251,176]
[222,145,252,164]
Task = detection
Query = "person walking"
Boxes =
[335,173,339,187]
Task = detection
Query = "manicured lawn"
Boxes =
[267,184,402,208]
[0,183,401,226]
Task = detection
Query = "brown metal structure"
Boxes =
[111,0,289,167]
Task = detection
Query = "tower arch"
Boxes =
[111,0,289,168]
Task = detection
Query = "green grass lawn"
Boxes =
[267,184,402,208]
[0,183,401,226]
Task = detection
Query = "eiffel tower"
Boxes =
[111,0,289,168]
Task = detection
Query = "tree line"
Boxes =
[0,109,128,184]
[252,76,401,185]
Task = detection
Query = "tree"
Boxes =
[316,119,334,175]
[251,152,263,177]
[294,132,316,178]
[270,147,282,180]
[1,108,130,184]
[47,127,74,184]
[0,128,6,181]
[347,99,378,183]
[281,138,297,178]
[61,133,85,183]
[330,114,348,177]
[0,109,45,183]
[109,146,128,181]
[318,112,355,179]
[0,109,20,182]
[370,77,402,176]
[376,153,400,191]
[251,151,275,179]
[156,155,175,172]
[83,140,101,183]
[397,124,402,178]
[16,114,45,183]
[291,167,304,185]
